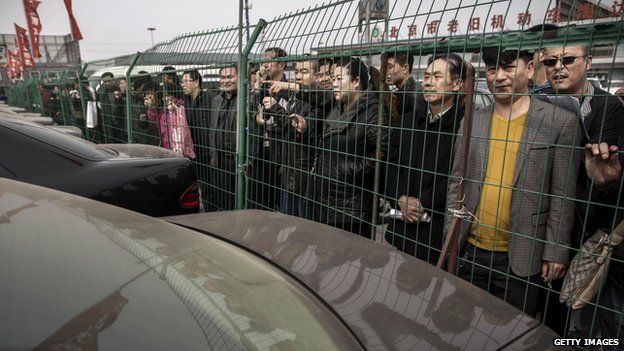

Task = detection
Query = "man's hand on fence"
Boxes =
[255,108,265,126]
[541,261,567,284]
[585,142,621,189]
[397,195,423,223]
[267,81,299,94]
[290,114,307,133]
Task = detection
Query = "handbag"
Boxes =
[560,219,624,309]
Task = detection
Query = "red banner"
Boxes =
[6,50,15,78]
[23,0,42,58]
[14,23,35,68]
[14,49,23,77]
[7,49,22,78]
[63,0,83,41]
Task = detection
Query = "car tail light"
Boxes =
[179,181,200,209]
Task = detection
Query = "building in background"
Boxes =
[0,33,81,87]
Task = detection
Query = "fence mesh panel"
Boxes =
[4,0,624,344]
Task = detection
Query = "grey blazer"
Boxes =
[445,99,581,277]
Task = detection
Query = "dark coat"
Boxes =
[574,88,624,240]
[96,86,117,141]
[385,103,464,262]
[394,76,421,119]
[209,92,237,168]
[185,90,214,167]
[312,93,388,225]
[263,92,319,194]
[297,84,334,116]
[385,76,422,200]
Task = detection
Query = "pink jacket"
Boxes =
[146,99,195,159]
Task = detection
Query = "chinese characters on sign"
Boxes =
[383,5,620,40]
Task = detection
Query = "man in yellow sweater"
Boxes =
[445,49,580,316]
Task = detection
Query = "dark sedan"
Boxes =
[0,114,199,216]
[0,179,559,350]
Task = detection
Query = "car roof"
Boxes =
[0,179,361,350]
[0,114,112,161]
[165,211,559,350]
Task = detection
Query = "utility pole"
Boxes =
[147,27,156,46]
[244,0,251,41]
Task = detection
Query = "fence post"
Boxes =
[125,52,142,143]
[370,88,386,240]
[36,76,44,114]
[236,19,267,210]
[58,71,68,125]
[78,63,91,140]
[24,77,33,112]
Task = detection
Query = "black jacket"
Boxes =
[185,90,214,166]
[262,92,319,194]
[312,93,388,225]
[385,76,422,199]
[209,92,237,168]
[297,84,334,116]
[394,76,421,119]
[385,103,464,261]
[575,88,624,239]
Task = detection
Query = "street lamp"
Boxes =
[147,27,156,46]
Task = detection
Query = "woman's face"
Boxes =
[165,94,177,109]
[144,92,156,107]
[332,66,359,103]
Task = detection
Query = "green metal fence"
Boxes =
[5,69,85,131]
[5,0,624,344]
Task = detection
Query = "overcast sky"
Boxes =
[1,0,326,61]
[2,0,617,62]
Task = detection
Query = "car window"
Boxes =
[1,118,113,160]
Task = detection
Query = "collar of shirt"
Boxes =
[427,104,453,124]
[530,82,551,94]
[579,83,594,122]
[221,91,237,101]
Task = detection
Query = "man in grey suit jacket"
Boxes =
[445,49,580,316]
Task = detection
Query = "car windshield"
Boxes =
[2,117,114,160]
[0,180,361,350]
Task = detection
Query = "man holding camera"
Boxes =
[256,58,319,217]
[249,47,289,210]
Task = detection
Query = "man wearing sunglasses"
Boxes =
[544,45,624,243]
[545,45,624,341]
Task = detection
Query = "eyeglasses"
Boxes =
[542,55,584,67]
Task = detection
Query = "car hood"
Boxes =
[100,143,182,159]
[166,211,559,351]
[0,180,360,350]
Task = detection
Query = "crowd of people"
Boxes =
[87,28,624,342]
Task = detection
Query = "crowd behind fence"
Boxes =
[5,0,624,345]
